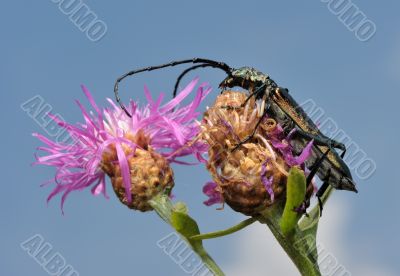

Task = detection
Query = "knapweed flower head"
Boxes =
[201,91,314,215]
[33,78,210,212]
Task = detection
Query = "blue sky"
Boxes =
[1,1,399,275]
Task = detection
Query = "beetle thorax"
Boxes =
[220,67,269,90]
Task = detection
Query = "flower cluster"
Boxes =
[201,90,315,215]
[34,78,210,212]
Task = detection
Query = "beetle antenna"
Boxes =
[114,58,232,117]
[172,63,232,98]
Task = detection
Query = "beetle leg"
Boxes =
[220,84,266,110]
[230,85,271,151]
[315,169,332,216]
[231,106,268,152]
[306,148,330,186]
[340,147,346,158]
[311,158,331,217]
[294,149,330,215]
[243,84,267,106]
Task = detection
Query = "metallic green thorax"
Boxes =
[219,67,276,95]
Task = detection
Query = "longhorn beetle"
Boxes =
[113,58,358,213]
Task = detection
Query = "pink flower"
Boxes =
[33,78,210,212]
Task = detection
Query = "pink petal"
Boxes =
[159,77,199,113]
[115,142,132,203]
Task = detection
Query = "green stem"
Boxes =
[190,217,257,241]
[149,195,225,276]
[259,204,321,276]
[192,245,225,276]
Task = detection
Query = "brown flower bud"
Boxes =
[101,132,174,212]
[202,90,309,215]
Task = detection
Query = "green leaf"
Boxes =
[171,211,201,239]
[149,195,225,275]
[280,167,307,235]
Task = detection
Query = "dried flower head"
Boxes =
[34,78,210,212]
[201,90,314,215]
